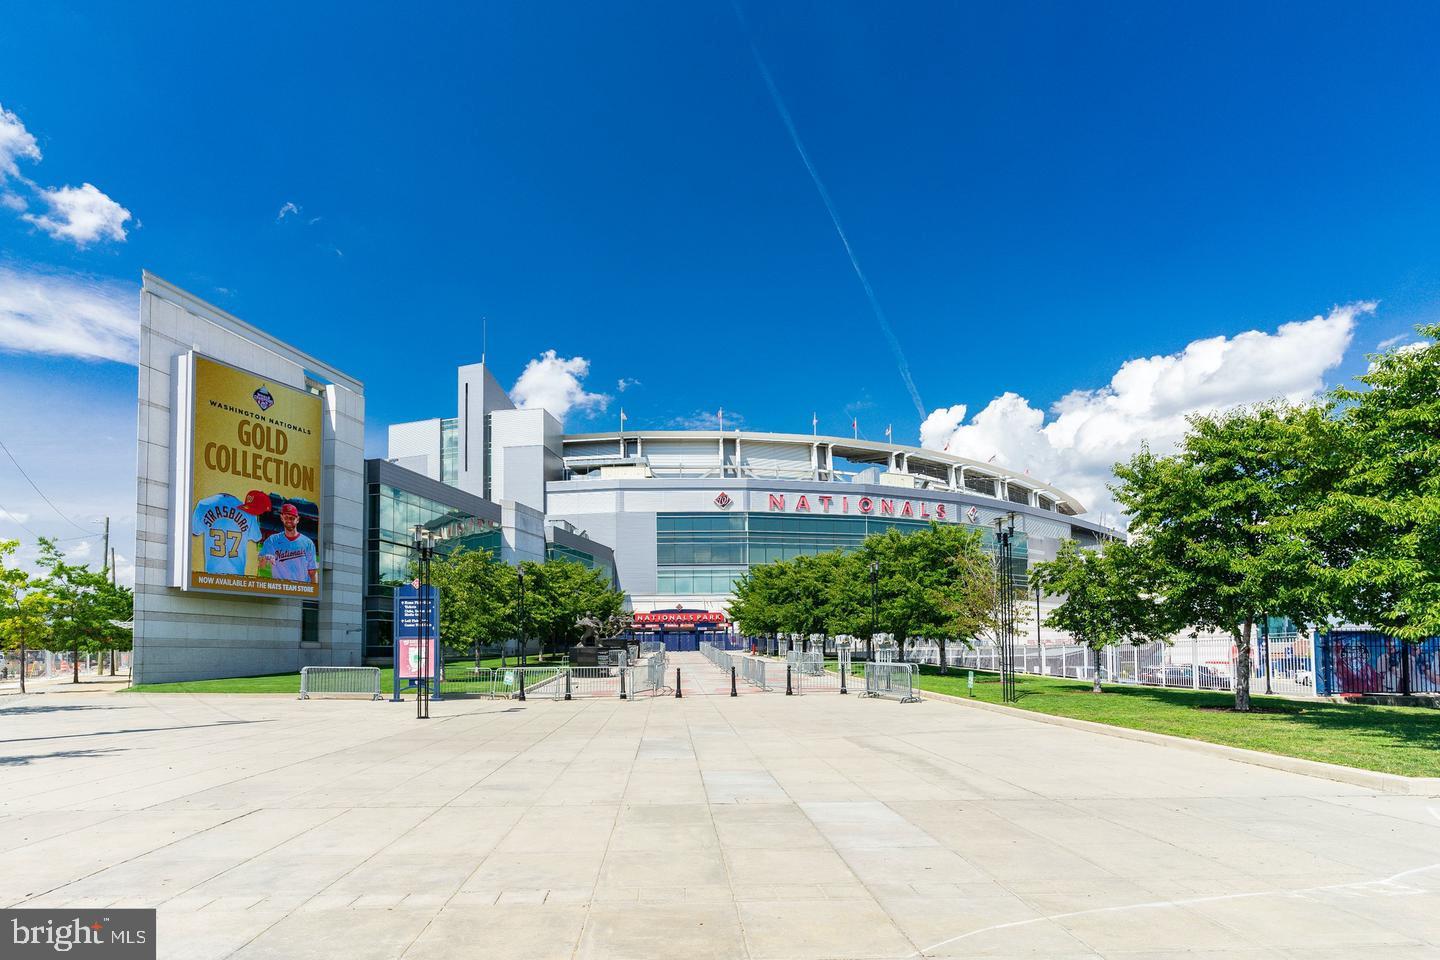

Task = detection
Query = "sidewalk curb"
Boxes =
[922,688,1440,796]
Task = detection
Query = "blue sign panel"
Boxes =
[394,584,440,641]
[393,584,440,695]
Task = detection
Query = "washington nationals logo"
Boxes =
[714,492,733,509]
[253,386,275,411]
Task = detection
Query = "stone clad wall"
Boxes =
[132,273,365,683]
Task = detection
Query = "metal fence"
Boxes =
[901,632,1318,697]
[438,661,506,698]
[558,666,626,699]
[792,659,845,694]
[702,642,733,672]
[299,666,382,700]
[786,650,824,676]
[863,662,920,702]
[741,656,770,690]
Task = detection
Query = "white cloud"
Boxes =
[0,103,41,178]
[0,266,138,363]
[277,201,300,221]
[617,377,642,392]
[0,103,132,247]
[509,351,611,422]
[920,303,1372,521]
[1369,339,1431,373]
[667,410,745,431]
[1376,333,1410,351]
[22,183,132,246]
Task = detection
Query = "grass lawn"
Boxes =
[125,653,567,696]
[901,664,1440,778]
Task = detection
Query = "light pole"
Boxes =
[410,524,441,720]
[992,512,1018,703]
[516,565,527,667]
[869,560,879,659]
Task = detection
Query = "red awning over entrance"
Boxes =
[631,608,727,627]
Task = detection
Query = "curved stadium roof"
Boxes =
[559,429,1085,516]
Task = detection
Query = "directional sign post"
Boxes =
[393,583,440,703]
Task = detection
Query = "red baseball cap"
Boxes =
[279,503,300,517]
[240,490,272,515]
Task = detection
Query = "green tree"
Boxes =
[428,547,518,659]
[521,557,625,657]
[820,551,874,644]
[0,539,55,693]
[1323,326,1440,646]
[1113,404,1340,710]
[730,560,788,639]
[34,538,132,684]
[1031,539,1170,692]
[862,524,997,672]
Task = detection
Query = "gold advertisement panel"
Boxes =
[187,355,323,598]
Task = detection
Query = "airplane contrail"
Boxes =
[729,0,928,420]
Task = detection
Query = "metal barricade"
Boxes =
[438,663,496,698]
[495,665,565,700]
[740,656,769,690]
[793,651,824,676]
[564,666,625,699]
[793,658,844,694]
[647,653,667,694]
[299,666,382,700]
[863,662,920,702]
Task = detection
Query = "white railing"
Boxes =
[917,632,1309,697]
[299,666,382,700]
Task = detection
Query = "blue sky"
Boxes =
[1,2,1438,576]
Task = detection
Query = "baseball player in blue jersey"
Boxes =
[192,493,263,575]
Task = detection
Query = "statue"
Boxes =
[569,611,632,667]
[575,615,603,646]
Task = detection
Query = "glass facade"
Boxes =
[365,482,502,658]
[440,417,459,485]
[547,542,616,586]
[655,512,1027,595]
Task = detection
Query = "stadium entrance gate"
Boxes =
[619,630,741,653]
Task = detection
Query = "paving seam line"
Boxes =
[921,688,1440,796]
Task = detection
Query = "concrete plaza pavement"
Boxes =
[2,652,1439,959]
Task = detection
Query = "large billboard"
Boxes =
[173,353,323,598]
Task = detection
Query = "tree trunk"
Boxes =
[17,639,25,694]
[1092,646,1102,693]
[1234,619,1253,712]
[938,637,947,675]
[110,649,116,676]
[73,646,80,684]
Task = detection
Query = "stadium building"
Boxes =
[384,363,1118,647]
[128,277,1117,680]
